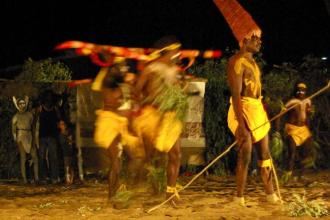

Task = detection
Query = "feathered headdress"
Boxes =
[213,0,261,47]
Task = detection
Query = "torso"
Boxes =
[286,98,311,126]
[102,87,123,112]
[15,112,33,131]
[144,62,179,104]
[39,106,59,137]
[229,55,262,99]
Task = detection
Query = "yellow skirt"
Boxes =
[285,123,311,147]
[228,97,270,143]
[133,105,182,153]
[94,110,142,157]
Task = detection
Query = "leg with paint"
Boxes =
[235,134,252,206]
[256,134,279,204]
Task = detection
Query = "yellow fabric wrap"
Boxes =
[285,123,312,147]
[94,110,141,154]
[228,97,270,143]
[156,111,183,152]
[258,159,272,168]
[133,106,161,143]
[133,105,182,153]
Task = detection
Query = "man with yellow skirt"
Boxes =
[279,83,313,182]
[214,0,279,206]
[134,36,188,206]
[93,60,145,199]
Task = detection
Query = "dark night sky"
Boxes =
[0,0,329,71]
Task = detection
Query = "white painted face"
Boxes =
[17,100,27,112]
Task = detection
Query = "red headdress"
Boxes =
[213,0,261,47]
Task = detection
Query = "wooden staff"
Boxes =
[147,81,330,213]
[270,158,283,204]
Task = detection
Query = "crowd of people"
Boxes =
[12,91,76,185]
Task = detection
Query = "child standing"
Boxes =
[58,120,74,184]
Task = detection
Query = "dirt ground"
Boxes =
[0,170,330,220]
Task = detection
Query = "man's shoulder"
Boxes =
[146,62,167,72]
[228,54,250,76]
[142,62,168,80]
[304,98,312,104]
[286,98,301,106]
[228,54,250,72]
[228,54,243,64]
[141,62,158,76]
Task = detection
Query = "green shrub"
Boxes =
[19,58,72,82]
[286,193,329,217]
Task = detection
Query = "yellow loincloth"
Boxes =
[94,110,142,157]
[285,123,311,147]
[133,105,182,153]
[228,97,270,143]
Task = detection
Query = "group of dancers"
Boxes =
[64,0,317,207]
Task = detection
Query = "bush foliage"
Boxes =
[287,193,329,217]
[19,58,72,82]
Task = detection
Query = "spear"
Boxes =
[147,81,330,213]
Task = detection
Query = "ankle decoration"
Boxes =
[176,183,183,190]
[258,159,272,168]
[166,186,180,199]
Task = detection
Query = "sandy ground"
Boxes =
[0,171,330,220]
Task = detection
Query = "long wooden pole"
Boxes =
[147,82,330,213]
[147,141,237,213]
[270,159,283,204]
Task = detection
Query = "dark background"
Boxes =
[0,0,329,71]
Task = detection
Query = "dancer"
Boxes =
[93,59,145,198]
[134,36,188,206]
[278,83,314,182]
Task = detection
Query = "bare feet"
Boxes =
[266,193,281,204]
[233,197,246,207]
[166,192,183,208]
